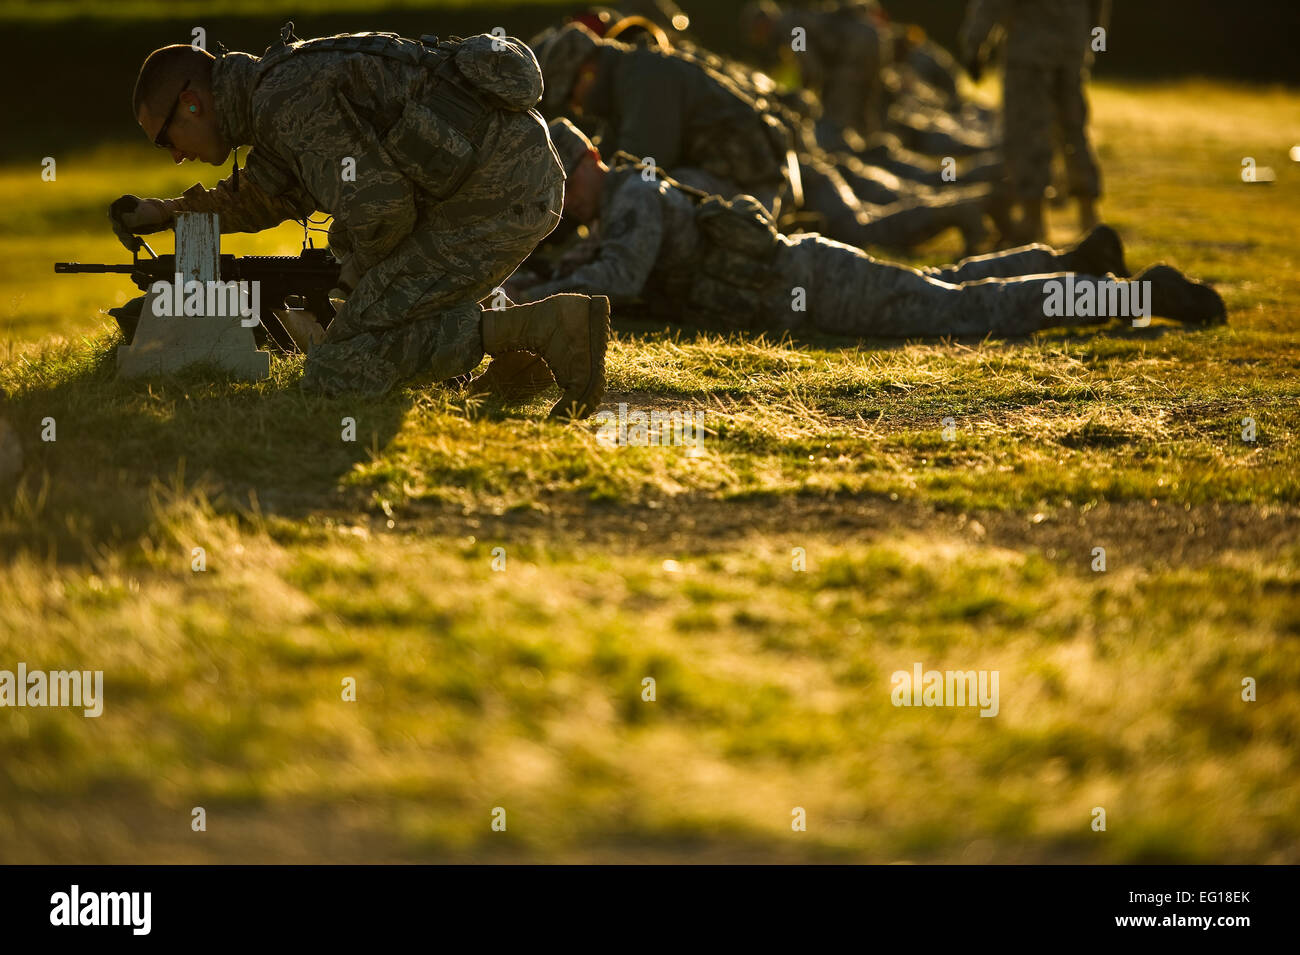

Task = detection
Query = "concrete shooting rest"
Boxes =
[116,212,270,381]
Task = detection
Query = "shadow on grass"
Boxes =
[0,338,415,562]
[612,310,1190,352]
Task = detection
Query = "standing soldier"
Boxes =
[961,0,1106,241]
[113,25,609,417]
[510,120,1224,343]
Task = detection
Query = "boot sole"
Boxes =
[549,296,610,420]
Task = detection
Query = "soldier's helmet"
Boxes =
[549,117,599,177]
[534,22,603,115]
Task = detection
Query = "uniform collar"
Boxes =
[211,50,261,147]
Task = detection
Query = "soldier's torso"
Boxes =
[220,35,553,215]
[1003,0,1093,67]
[603,167,702,299]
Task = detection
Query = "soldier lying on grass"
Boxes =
[110,27,608,417]
[483,117,1223,394]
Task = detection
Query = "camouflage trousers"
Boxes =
[887,101,994,158]
[798,158,990,252]
[1004,62,1102,201]
[770,236,1115,337]
[834,150,1004,207]
[301,110,564,397]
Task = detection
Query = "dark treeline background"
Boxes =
[4,0,1298,159]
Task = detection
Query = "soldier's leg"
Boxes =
[832,154,905,206]
[786,236,1211,340]
[852,193,992,255]
[301,256,492,399]
[304,197,563,395]
[921,224,1129,282]
[798,152,992,252]
[787,237,1086,337]
[1057,65,1102,229]
[1003,63,1056,241]
[888,113,991,158]
[303,248,608,416]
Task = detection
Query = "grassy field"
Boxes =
[1,79,1298,863]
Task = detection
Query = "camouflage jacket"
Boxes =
[522,166,699,303]
[168,38,528,275]
[961,0,1103,69]
[521,161,788,330]
[580,44,789,189]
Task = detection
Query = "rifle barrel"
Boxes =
[54,263,138,274]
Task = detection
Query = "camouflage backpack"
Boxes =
[687,193,784,327]
[255,22,544,199]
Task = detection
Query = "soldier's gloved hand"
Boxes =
[109,195,172,252]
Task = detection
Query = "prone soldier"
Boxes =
[511,120,1224,345]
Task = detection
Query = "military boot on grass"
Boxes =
[481,294,610,419]
[1068,224,1130,278]
[1136,265,1227,326]
[469,350,555,401]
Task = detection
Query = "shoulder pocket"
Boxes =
[381,100,477,200]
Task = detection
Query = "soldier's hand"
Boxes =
[964,58,984,83]
[109,195,172,252]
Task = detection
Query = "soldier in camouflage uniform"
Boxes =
[510,120,1224,343]
[741,0,889,136]
[113,28,609,417]
[535,22,1001,254]
[961,0,1105,240]
[740,1,994,159]
[534,21,795,217]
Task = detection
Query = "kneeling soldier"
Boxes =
[115,26,608,417]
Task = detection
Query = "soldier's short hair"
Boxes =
[132,44,215,120]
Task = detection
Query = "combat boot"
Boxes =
[469,350,554,400]
[1135,265,1227,326]
[1068,224,1130,278]
[480,294,610,419]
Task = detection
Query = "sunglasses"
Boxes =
[154,79,191,149]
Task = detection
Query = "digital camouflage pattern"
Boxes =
[163,35,564,396]
[961,0,1103,201]
[517,144,1133,339]
[536,24,792,215]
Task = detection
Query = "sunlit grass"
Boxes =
[1,80,1297,862]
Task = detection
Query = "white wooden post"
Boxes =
[117,213,270,381]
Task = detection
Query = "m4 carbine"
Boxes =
[54,246,342,353]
